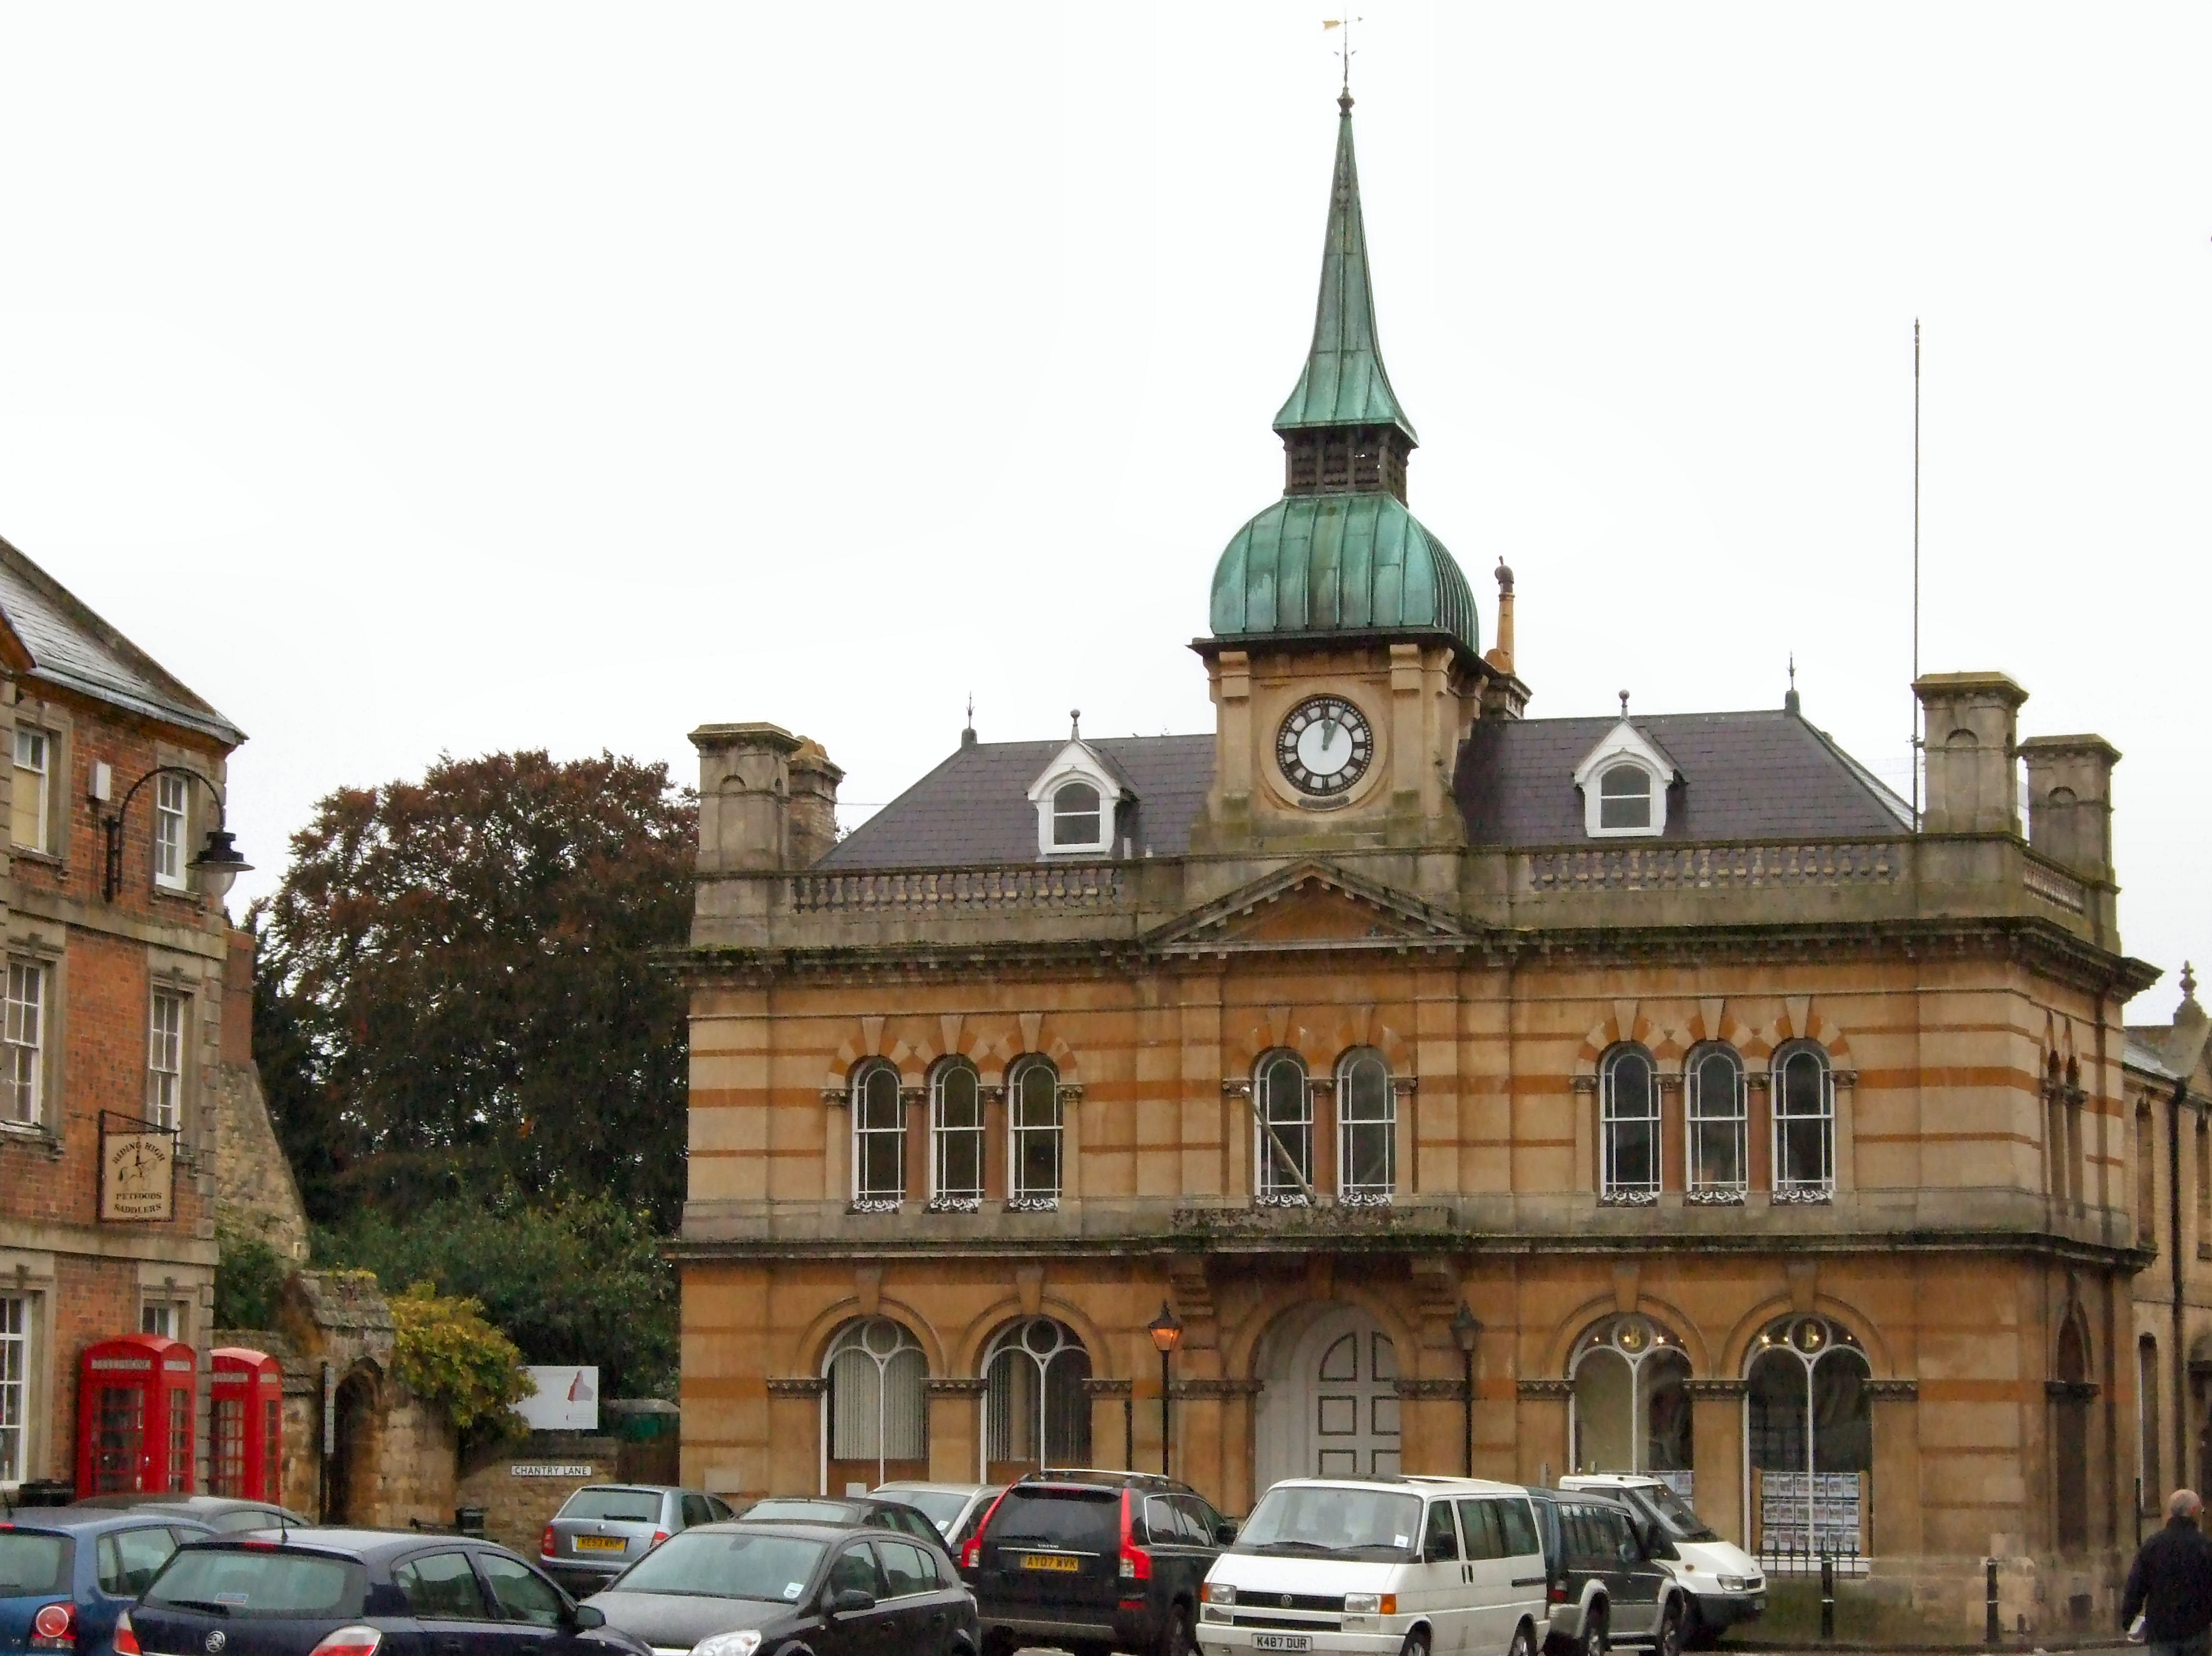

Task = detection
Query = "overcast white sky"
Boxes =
[1,4,2205,1013]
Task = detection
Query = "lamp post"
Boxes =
[1451,1301,1480,1478]
[1147,1302,1183,1478]
[101,766,252,903]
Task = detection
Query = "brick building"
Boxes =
[0,534,275,1496]
[673,95,2160,1634]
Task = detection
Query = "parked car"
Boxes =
[871,1482,1003,1550]
[122,1529,645,1656]
[541,1484,732,1596]
[960,1469,1230,1656]
[1198,1475,1547,1656]
[0,1507,214,1656]
[584,1519,980,1656]
[1555,1478,1762,1644]
[65,1494,313,1535]
[1522,1486,1689,1656]
[735,1495,949,1553]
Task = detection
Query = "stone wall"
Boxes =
[455,1435,622,1553]
[209,929,309,1262]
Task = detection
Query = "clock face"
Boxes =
[1277,696,1375,797]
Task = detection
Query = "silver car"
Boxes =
[870,1480,1004,1550]
[539,1483,733,1594]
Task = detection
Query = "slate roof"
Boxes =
[0,536,244,745]
[820,708,1913,869]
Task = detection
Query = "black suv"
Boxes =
[959,1470,1232,1656]
[1523,1487,1688,1656]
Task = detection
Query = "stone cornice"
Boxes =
[1168,1378,1262,1400]
[1080,1377,1133,1399]
[1395,1377,1470,1401]
[924,1378,988,1398]
[765,1377,827,1398]
[1683,1379,1748,1400]
[1517,1379,1573,1399]
[1864,1379,1920,1401]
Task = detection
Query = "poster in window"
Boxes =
[101,1131,174,1221]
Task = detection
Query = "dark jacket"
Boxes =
[2123,1517,2212,1642]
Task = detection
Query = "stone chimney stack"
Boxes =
[690,722,802,872]
[2018,734,2119,880]
[1914,672,2027,835]
[786,740,845,870]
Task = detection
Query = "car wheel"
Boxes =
[1658,1599,1685,1656]
[1510,1620,1537,1656]
[1397,1629,1430,1656]
[1157,1603,1195,1656]
[1580,1605,1608,1656]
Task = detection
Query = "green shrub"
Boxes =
[388,1282,534,1440]
[213,1223,289,1330]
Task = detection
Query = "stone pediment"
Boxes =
[1147,860,1467,955]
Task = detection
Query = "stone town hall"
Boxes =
[674,94,2159,1631]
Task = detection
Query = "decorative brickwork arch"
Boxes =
[788,1297,946,1381]
[1572,1003,1695,1083]
[950,1294,1112,1382]
[1748,999,1855,1070]
[1718,1294,1894,1380]
[1225,1281,1420,1384]
[1539,1289,1713,1379]
[1315,1004,1415,1075]
[1225,1007,1337,1076]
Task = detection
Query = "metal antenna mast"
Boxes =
[1324,14,1360,92]
[1911,319,1922,826]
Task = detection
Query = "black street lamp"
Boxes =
[1451,1300,1481,1478]
[101,766,252,903]
[1147,1302,1183,1477]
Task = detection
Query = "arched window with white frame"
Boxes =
[982,1317,1091,1480]
[1569,1314,1693,1485]
[1008,1055,1062,1206]
[1254,1050,1312,1203]
[1745,1314,1870,1570]
[931,1059,984,1208]
[1771,1042,1835,1202]
[1686,1042,1746,1202]
[1051,782,1102,849]
[1337,1048,1394,1202]
[850,1060,905,1208]
[1601,1045,1660,1204]
[823,1317,928,1492]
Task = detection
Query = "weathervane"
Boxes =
[1323,14,1360,94]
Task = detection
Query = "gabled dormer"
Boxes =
[1027,718,1133,857]
[1573,713,1680,839]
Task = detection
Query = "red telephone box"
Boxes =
[77,1334,196,1497]
[209,1348,283,1502]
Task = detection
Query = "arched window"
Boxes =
[850,1062,905,1207]
[1745,1314,1871,1570]
[1771,1044,1835,1201]
[1255,1051,1312,1203]
[1569,1315,1692,1484]
[1009,1057,1062,1206]
[2055,1316,2090,1552]
[1052,782,1102,849]
[1600,1045,1660,1204]
[1337,1049,1395,1202]
[1686,1044,1746,1201]
[824,1318,927,1490]
[2140,1335,2161,1517]
[983,1318,1091,1479]
[1599,763,1653,830]
[931,1060,984,1208]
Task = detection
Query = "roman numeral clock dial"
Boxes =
[1276,696,1374,798]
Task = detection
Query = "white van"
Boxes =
[1197,1476,1548,1656]
[1555,1476,1765,1640]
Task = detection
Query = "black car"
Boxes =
[586,1520,980,1656]
[1523,1487,1688,1656]
[121,1529,645,1656]
[735,1497,950,1554]
[959,1470,1231,1656]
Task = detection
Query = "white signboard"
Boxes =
[517,1365,599,1432]
[511,1463,595,1478]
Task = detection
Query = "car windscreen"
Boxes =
[740,1500,855,1526]
[144,1548,367,1617]
[986,1489,1120,1552]
[0,1531,72,1597]
[1233,1486,1421,1560]
[1627,1485,1718,1543]
[560,1489,664,1524]
[613,1532,826,1604]
[883,1491,969,1531]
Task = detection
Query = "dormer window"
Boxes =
[1598,764,1653,830]
[1052,782,1102,848]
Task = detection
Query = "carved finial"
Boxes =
[1070,709,1082,742]
[1619,690,1630,720]
[1784,654,1801,718]
[961,694,977,750]
[2185,961,2198,1003]
[1495,557,1514,594]
[1324,14,1360,99]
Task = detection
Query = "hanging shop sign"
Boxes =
[100,1114,177,1222]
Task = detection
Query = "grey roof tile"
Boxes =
[0,536,243,744]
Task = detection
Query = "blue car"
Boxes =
[1,1505,214,1656]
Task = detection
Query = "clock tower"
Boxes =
[1193,93,1525,858]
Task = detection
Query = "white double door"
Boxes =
[1295,1305,1401,1479]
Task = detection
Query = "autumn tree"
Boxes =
[252,751,695,1227]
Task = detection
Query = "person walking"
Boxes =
[2123,1489,2212,1656]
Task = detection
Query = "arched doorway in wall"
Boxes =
[1745,1315,1871,1572]
[1568,1314,1693,1491]
[1253,1303,1400,1499]
[325,1367,382,1525]
[982,1318,1091,1483]
[821,1317,928,1495]
[2053,1316,2090,1554]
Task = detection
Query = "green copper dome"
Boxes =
[1210,492,1478,656]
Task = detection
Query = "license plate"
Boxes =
[1752,1598,1766,1612]
[574,1536,626,1552]
[1020,1553,1079,1573]
[1253,1638,1312,1653]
